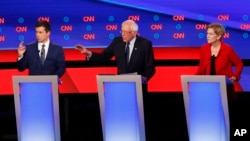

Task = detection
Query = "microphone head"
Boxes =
[210,55,216,60]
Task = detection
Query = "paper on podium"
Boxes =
[120,72,138,75]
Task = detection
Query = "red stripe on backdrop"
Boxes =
[0,47,200,95]
[0,66,198,95]
[0,47,200,62]
[0,69,28,95]
[148,66,197,92]
[60,66,198,93]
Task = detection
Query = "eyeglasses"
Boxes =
[120,30,133,34]
[207,33,217,36]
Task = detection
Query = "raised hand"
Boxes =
[17,41,26,57]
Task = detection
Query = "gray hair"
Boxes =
[122,20,138,32]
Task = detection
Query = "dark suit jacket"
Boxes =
[17,41,66,78]
[90,36,156,81]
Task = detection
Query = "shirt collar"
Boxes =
[129,37,136,45]
[38,40,50,48]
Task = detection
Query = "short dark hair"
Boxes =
[35,20,51,32]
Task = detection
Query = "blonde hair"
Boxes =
[207,23,225,40]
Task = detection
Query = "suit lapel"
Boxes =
[44,43,52,65]
[32,43,43,66]
[128,38,139,66]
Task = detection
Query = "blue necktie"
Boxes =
[40,44,45,64]
[125,42,130,64]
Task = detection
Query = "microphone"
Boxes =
[38,50,44,56]
[210,55,216,75]
[210,55,216,62]
[203,55,216,74]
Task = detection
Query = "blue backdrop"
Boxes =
[0,0,249,58]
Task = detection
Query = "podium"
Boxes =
[181,75,230,141]
[96,75,145,141]
[12,75,60,141]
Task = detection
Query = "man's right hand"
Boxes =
[75,44,91,56]
[17,41,26,57]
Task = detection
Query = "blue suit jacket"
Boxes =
[17,41,66,78]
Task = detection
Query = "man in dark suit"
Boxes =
[75,19,155,140]
[17,20,66,79]
[75,19,155,89]
[17,20,67,137]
